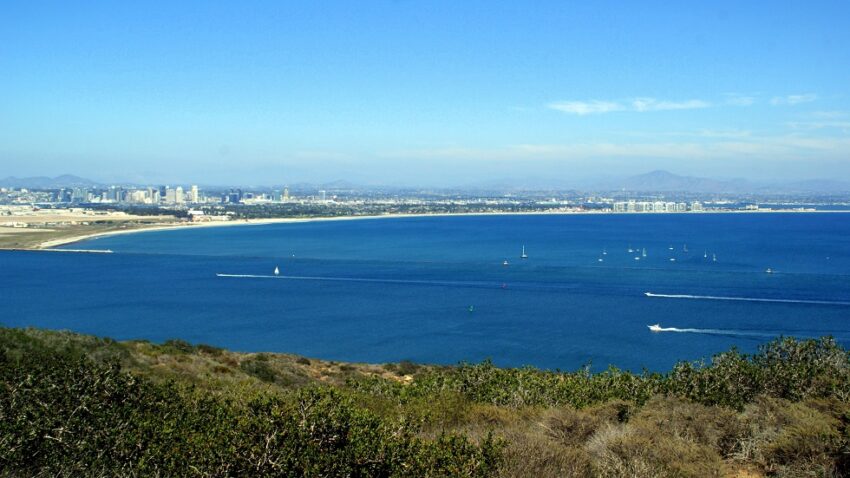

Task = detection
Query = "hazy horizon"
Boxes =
[2,1,849,186]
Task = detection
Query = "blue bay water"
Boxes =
[2,213,850,372]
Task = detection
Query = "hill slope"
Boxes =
[2,327,850,477]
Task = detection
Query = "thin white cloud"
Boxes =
[547,100,624,115]
[786,121,850,131]
[694,129,752,138]
[631,98,710,112]
[770,94,817,105]
[724,94,756,106]
[810,111,846,119]
[549,97,709,115]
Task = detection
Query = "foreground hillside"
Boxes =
[2,328,850,477]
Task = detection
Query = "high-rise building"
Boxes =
[319,190,326,201]
[72,188,89,203]
[165,188,177,204]
[175,186,185,204]
[190,185,199,203]
[283,187,290,201]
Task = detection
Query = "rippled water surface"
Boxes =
[3,213,849,371]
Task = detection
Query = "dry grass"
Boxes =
[0,220,177,249]
[7,328,850,477]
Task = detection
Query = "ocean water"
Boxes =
[2,213,850,372]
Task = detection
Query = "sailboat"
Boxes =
[683,244,688,253]
[712,253,717,262]
[274,266,280,276]
[602,248,607,255]
[642,248,647,258]
[704,250,708,259]
[521,245,528,259]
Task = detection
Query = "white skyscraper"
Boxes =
[175,186,185,204]
[165,188,177,204]
[190,185,199,203]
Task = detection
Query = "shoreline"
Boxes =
[9,208,849,250]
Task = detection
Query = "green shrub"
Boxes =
[162,338,194,354]
[196,343,224,355]
[240,357,279,383]
[397,360,420,376]
[0,335,502,476]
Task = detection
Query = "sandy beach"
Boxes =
[36,212,555,249]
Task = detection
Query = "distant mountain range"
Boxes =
[604,170,750,193]
[602,170,850,194]
[0,175,100,189]
[2,171,849,194]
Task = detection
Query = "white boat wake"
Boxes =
[645,292,850,306]
[647,324,776,337]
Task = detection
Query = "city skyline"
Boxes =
[2,1,850,185]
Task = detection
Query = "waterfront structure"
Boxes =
[612,201,700,213]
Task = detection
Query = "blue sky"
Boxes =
[1,1,849,186]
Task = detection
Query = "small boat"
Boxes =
[669,258,676,262]
[274,266,280,276]
[628,245,634,253]
[468,305,475,312]
[520,245,528,259]
[598,258,604,262]
[766,268,773,274]
[634,256,640,261]
[648,324,663,332]
[602,248,607,255]
[668,245,674,251]
[704,250,708,258]
[503,260,509,266]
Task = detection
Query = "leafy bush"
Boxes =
[240,357,281,383]
[350,338,850,412]
[0,330,502,477]
[162,338,194,354]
